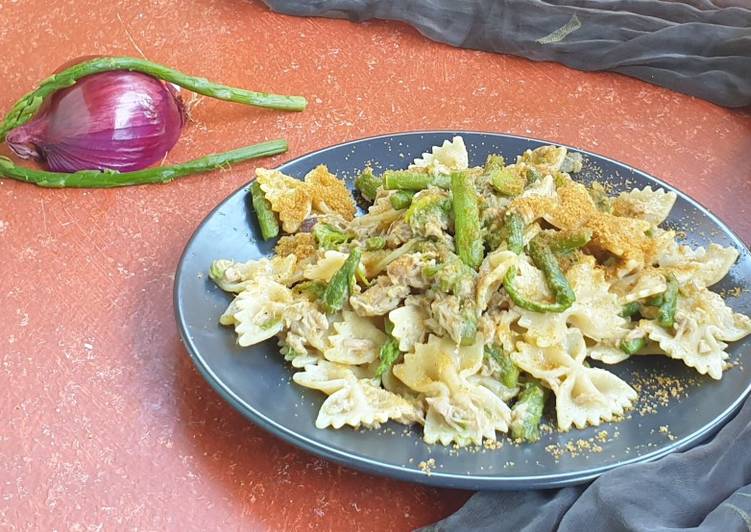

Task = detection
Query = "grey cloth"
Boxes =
[423,396,751,532]
[262,0,751,107]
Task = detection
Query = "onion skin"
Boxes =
[6,71,186,172]
[0,56,306,187]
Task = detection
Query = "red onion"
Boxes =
[6,71,186,172]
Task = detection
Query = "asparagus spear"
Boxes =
[542,229,593,255]
[376,336,401,377]
[503,240,576,313]
[364,236,386,250]
[485,344,519,388]
[321,248,362,313]
[389,190,415,210]
[383,170,450,191]
[620,336,646,355]
[505,211,525,254]
[0,140,288,188]
[510,382,547,442]
[355,167,382,202]
[459,302,479,346]
[484,153,526,196]
[451,171,484,270]
[620,301,641,319]
[313,223,352,250]
[658,274,679,328]
[249,181,280,240]
[0,56,307,141]
[491,167,526,196]
[529,239,576,306]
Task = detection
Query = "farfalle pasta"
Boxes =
[210,136,751,447]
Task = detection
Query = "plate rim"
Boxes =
[174,130,751,490]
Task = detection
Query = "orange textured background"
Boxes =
[1,0,750,530]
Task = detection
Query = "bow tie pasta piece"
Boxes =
[588,343,632,365]
[210,254,300,293]
[409,136,469,175]
[380,365,423,402]
[512,254,555,303]
[220,280,293,347]
[612,186,677,226]
[514,258,626,346]
[540,182,652,266]
[388,304,428,352]
[303,250,350,282]
[468,374,520,404]
[639,283,751,379]
[517,145,568,174]
[283,344,322,368]
[394,334,510,446]
[556,364,637,431]
[292,360,356,395]
[513,330,636,430]
[393,334,485,393]
[318,380,423,429]
[424,384,511,446]
[323,310,387,365]
[610,268,668,304]
[657,241,739,289]
[512,339,576,385]
[565,259,628,343]
[293,361,422,429]
[516,310,568,348]
[519,174,557,200]
[256,168,312,233]
[476,249,518,312]
[303,165,357,221]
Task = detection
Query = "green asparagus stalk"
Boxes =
[313,223,352,250]
[529,239,576,306]
[389,190,415,210]
[505,211,525,254]
[383,170,449,191]
[484,344,519,388]
[0,140,287,188]
[658,274,679,328]
[484,154,505,171]
[249,181,280,240]
[0,56,306,141]
[376,336,401,377]
[491,167,526,196]
[460,303,479,346]
[355,167,382,202]
[620,336,646,355]
[451,171,484,270]
[503,240,575,313]
[321,248,362,313]
[620,301,641,319]
[293,280,327,301]
[364,236,387,250]
[504,266,569,313]
[544,229,593,255]
[510,382,547,442]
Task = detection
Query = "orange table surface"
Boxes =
[1,1,750,530]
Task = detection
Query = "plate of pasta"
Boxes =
[174,132,751,489]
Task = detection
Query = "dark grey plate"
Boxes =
[174,131,751,490]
